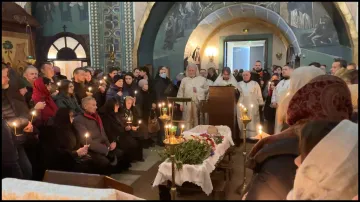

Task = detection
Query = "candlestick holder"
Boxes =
[236,107,252,197]
[159,108,171,122]
[163,129,184,200]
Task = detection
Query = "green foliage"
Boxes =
[158,139,212,170]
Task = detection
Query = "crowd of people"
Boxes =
[2,57,358,200]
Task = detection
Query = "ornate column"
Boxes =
[121,2,134,71]
[89,2,101,69]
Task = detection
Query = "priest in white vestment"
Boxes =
[271,65,293,133]
[237,71,264,137]
[177,63,209,130]
[213,67,239,88]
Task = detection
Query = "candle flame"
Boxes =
[12,122,17,127]
[258,125,262,130]
[168,104,172,108]
[88,87,92,91]
[127,117,131,121]
[57,82,61,86]
[250,104,254,108]
[85,133,89,138]
[134,90,137,94]
[162,102,165,106]
[100,80,103,84]
[103,76,107,80]
[31,111,36,116]
[138,120,142,124]
[158,103,161,108]
[181,124,185,128]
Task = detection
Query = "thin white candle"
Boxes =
[85,133,89,145]
[30,111,36,123]
[12,122,17,135]
[88,87,92,92]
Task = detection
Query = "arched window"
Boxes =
[47,36,87,60]
[47,35,89,79]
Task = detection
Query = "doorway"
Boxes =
[224,40,267,72]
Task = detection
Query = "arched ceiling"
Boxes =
[185,3,299,59]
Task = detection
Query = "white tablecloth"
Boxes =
[152,125,234,195]
[2,178,144,200]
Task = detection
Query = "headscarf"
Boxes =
[287,75,353,126]
[287,120,358,200]
[138,79,148,88]
[32,77,58,122]
[275,66,325,133]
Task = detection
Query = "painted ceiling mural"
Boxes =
[154,2,340,58]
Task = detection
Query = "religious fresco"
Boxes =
[32,2,89,36]
[284,2,339,47]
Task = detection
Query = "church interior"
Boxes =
[2,2,358,200]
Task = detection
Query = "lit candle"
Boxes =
[138,120,142,125]
[127,117,132,123]
[134,90,137,95]
[99,80,103,84]
[180,124,185,134]
[103,76,107,80]
[57,82,61,87]
[88,87,92,92]
[30,111,36,123]
[12,122,17,135]
[85,133,89,145]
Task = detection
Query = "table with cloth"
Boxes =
[2,178,144,200]
[152,125,234,196]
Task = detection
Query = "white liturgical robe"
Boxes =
[237,81,264,137]
[271,79,290,104]
[177,76,209,130]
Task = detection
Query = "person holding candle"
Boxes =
[22,65,39,109]
[177,63,209,130]
[99,98,143,163]
[237,71,264,138]
[106,74,125,105]
[38,62,59,98]
[85,68,107,108]
[45,108,93,173]
[73,97,128,174]
[104,67,119,90]
[119,97,146,153]
[32,77,59,125]
[55,80,84,115]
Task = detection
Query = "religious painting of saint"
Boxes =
[287,2,313,29]
[192,47,201,70]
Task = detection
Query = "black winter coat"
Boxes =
[73,81,87,105]
[153,77,171,103]
[55,93,84,115]
[245,136,298,200]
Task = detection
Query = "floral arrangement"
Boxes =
[158,132,225,170]
[158,139,212,170]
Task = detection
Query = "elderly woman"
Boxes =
[288,119,358,200]
[176,63,209,130]
[274,66,325,133]
[244,75,353,200]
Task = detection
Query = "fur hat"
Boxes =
[113,75,123,83]
[138,79,148,88]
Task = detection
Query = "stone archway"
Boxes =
[133,2,358,70]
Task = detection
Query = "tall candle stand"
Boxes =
[236,104,252,197]
[163,125,184,200]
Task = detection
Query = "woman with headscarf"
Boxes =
[288,119,358,200]
[274,66,325,133]
[55,80,84,115]
[176,63,208,130]
[118,96,144,158]
[244,75,353,200]
[46,108,91,173]
[237,71,264,138]
[99,98,143,163]
[32,77,58,125]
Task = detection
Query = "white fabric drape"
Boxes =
[275,66,325,133]
[237,81,264,137]
[287,120,358,200]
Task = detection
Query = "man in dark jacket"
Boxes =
[85,68,106,108]
[73,96,128,174]
[2,119,24,179]
[73,67,90,105]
